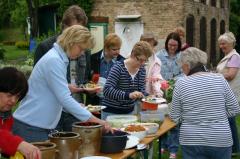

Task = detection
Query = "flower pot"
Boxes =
[31,142,57,159]
[49,132,81,159]
[72,122,102,157]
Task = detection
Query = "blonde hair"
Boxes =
[57,25,95,53]
[174,26,185,37]
[131,41,153,58]
[180,47,207,70]
[104,33,122,50]
[218,32,236,47]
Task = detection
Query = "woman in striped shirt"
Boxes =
[170,47,240,159]
[102,41,153,119]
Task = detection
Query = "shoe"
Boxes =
[169,153,177,159]
[161,148,166,154]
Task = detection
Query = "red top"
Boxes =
[0,114,23,156]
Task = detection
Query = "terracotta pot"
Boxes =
[49,132,81,159]
[31,142,56,159]
[72,122,102,157]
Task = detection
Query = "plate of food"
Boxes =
[83,82,101,92]
[142,96,166,104]
[86,105,106,112]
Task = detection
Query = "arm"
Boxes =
[0,130,23,156]
[222,67,238,81]
[223,78,240,117]
[151,64,164,97]
[103,64,130,100]
[169,80,182,124]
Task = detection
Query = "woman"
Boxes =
[101,41,153,119]
[0,67,41,159]
[174,26,189,51]
[140,33,163,97]
[170,47,240,159]
[216,32,240,155]
[157,32,182,80]
[12,25,111,142]
[156,32,182,159]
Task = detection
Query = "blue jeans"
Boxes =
[12,119,51,142]
[161,125,179,153]
[228,117,240,153]
[182,145,232,159]
[55,111,80,131]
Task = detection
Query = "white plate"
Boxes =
[125,135,140,149]
[86,105,106,112]
[80,156,111,159]
[142,97,166,104]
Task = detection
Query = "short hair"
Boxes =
[104,33,122,50]
[174,26,185,37]
[179,47,208,70]
[0,67,28,101]
[165,32,182,53]
[61,5,88,29]
[218,32,236,47]
[57,25,95,53]
[131,41,153,58]
[140,32,158,47]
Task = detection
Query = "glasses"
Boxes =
[136,56,148,63]
[110,47,120,51]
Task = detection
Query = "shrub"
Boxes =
[0,47,5,60]
[15,41,29,50]
[2,41,16,45]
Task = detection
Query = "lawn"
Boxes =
[1,45,29,64]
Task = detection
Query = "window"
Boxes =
[186,15,195,47]
[211,0,216,7]
[210,19,217,66]
[200,17,207,51]
[200,0,206,4]
[220,0,224,8]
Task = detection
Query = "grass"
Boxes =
[1,45,29,64]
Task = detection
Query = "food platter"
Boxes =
[80,156,111,159]
[86,105,106,112]
[125,135,140,149]
[142,96,166,104]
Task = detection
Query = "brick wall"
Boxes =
[91,0,229,63]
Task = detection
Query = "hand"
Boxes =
[129,91,144,100]
[17,141,41,159]
[68,84,84,93]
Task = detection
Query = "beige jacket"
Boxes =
[216,49,240,102]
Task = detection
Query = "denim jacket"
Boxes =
[156,49,182,80]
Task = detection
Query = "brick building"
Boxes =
[90,0,229,66]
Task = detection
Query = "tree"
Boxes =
[26,0,39,38]
[230,0,240,52]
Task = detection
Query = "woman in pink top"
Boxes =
[141,33,163,97]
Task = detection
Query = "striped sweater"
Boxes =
[102,61,146,114]
[170,73,240,147]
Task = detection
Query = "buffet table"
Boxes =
[97,116,176,159]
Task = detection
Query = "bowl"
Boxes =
[121,125,148,140]
[137,123,159,135]
[100,130,128,153]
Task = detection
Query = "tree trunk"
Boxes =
[26,0,39,38]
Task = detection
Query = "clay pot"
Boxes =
[72,122,102,157]
[49,132,81,159]
[31,142,56,159]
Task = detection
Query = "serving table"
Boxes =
[97,116,176,159]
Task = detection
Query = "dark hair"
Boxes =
[165,32,182,53]
[0,67,28,101]
[61,5,88,29]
